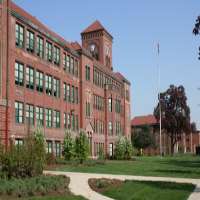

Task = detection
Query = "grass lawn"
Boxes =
[89,179,195,200]
[52,155,200,178]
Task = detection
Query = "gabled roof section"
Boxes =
[81,20,113,39]
[131,115,158,127]
[115,72,131,85]
[82,20,104,33]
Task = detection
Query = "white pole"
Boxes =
[157,43,162,156]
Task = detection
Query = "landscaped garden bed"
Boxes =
[0,175,86,200]
[88,178,195,200]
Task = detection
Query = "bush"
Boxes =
[74,131,89,164]
[114,137,133,160]
[0,127,46,179]
[63,130,74,161]
[0,175,69,198]
[46,153,56,165]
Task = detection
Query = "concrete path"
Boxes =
[44,171,200,200]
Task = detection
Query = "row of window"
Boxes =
[93,95,104,111]
[15,138,62,157]
[15,61,60,97]
[86,102,91,117]
[15,101,79,130]
[64,113,79,131]
[16,23,79,77]
[108,97,122,114]
[63,83,78,104]
[108,121,122,136]
[15,61,79,104]
[94,142,104,157]
[93,68,121,91]
[94,119,104,134]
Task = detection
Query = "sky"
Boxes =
[13,0,200,128]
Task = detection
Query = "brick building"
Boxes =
[0,0,131,157]
[131,115,200,155]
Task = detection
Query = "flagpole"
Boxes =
[157,43,162,157]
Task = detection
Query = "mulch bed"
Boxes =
[88,178,123,193]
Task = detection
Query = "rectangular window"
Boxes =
[74,60,79,77]
[15,139,24,146]
[15,101,24,124]
[66,55,70,72]
[67,113,71,129]
[126,89,130,101]
[36,71,44,92]
[71,113,75,131]
[53,78,60,98]
[70,57,74,74]
[37,36,44,58]
[45,75,52,95]
[46,41,53,62]
[108,98,112,112]
[54,46,60,65]
[75,87,78,104]
[66,84,70,102]
[63,53,67,70]
[64,113,67,128]
[86,102,91,117]
[55,141,61,157]
[85,65,90,81]
[46,141,53,154]
[75,115,79,131]
[108,121,113,135]
[71,86,75,103]
[26,104,34,125]
[115,99,121,113]
[36,106,44,126]
[45,108,52,128]
[53,110,60,128]
[26,66,34,89]
[15,62,24,86]
[26,30,34,52]
[63,83,67,101]
[15,23,24,48]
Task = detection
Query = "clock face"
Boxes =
[88,43,99,60]
[90,44,96,52]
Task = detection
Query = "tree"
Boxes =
[132,126,155,155]
[154,85,191,155]
[74,131,89,164]
[193,16,200,59]
[63,130,74,161]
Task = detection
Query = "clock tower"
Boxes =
[81,20,113,70]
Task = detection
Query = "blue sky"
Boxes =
[13,0,200,128]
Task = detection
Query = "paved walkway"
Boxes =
[44,171,200,200]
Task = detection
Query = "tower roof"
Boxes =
[81,20,113,39]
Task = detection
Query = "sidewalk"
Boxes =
[44,171,200,200]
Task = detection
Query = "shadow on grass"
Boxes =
[125,180,195,192]
[157,159,200,169]
[154,169,194,174]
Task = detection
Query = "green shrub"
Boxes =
[46,153,56,165]
[63,130,75,161]
[74,131,89,164]
[0,127,46,179]
[114,137,133,160]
